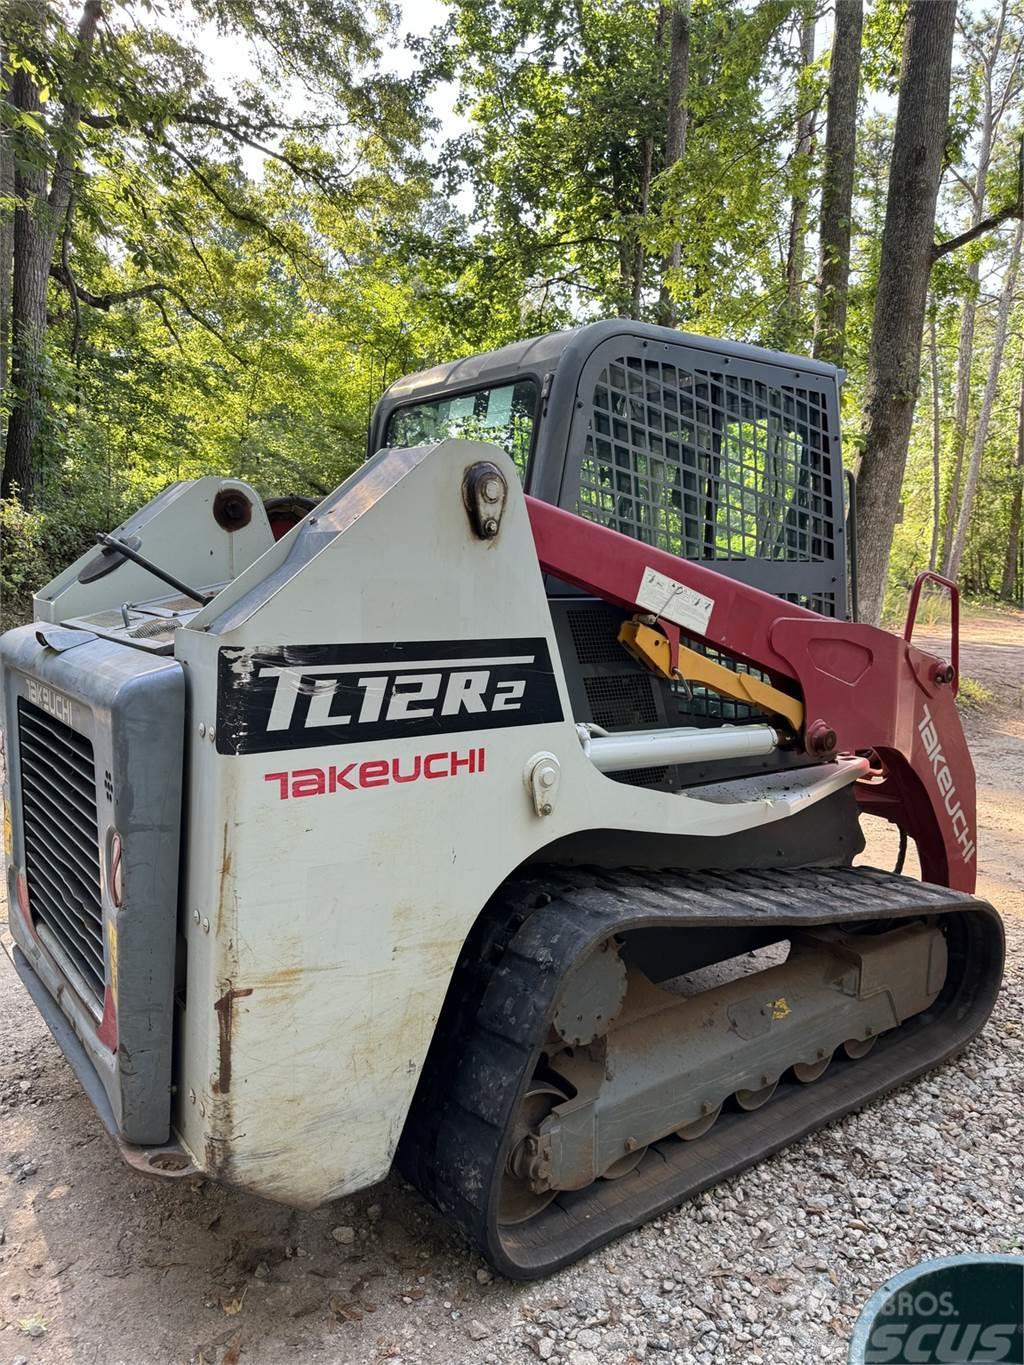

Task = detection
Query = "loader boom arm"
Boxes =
[526,497,977,892]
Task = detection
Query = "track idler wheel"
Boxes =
[499,1082,567,1226]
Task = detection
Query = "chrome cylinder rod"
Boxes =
[579,724,781,774]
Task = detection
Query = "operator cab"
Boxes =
[370,319,850,791]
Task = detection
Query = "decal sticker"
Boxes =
[636,566,714,636]
[917,703,975,864]
[263,747,486,799]
[217,639,563,755]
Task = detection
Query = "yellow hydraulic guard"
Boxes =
[618,618,805,733]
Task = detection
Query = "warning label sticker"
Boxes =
[635,566,715,636]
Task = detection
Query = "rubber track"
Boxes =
[397,865,1004,1279]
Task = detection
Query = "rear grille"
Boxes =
[17,698,105,1006]
[583,674,658,729]
[568,605,628,663]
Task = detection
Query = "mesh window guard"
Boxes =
[577,355,836,564]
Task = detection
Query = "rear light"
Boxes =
[109,832,124,907]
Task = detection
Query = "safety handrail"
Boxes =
[903,570,960,695]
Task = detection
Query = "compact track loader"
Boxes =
[0,320,1004,1277]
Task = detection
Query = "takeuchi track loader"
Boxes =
[0,320,1004,1277]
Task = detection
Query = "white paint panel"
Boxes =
[168,441,853,1208]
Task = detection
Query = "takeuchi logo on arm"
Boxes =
[917,703,976,865]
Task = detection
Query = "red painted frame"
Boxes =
[526,498,977,892]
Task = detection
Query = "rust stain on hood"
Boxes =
[213,983,253,1095]
[216,820,234,936]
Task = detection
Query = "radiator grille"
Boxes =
[17,698,104,1006]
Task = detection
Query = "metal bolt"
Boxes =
[198,722,206,737]
[481,477,502,504]
[202,917,210,934]
[539,768,556,789]
[540,802,553,816]
[198,1101,206,1118]
[624,1136,639,1152]
[806,719,838,755]
[192,909,200,925]
[208,728,216,742]
[189,1088,196,1105]
[481,517,499,538]
[701,1102,712,1116]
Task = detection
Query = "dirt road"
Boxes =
[1,608,1022,1365]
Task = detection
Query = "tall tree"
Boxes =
[657,0,691,325]
[0,38,13,451]
[812,0,862,366]
[1002,365,1024,602]
[946,215,1023,579]
[3,0,102,502]
[781,5,815,347]
[940,0,1021,573]
[854,0,956,624]
[927,307,942,571]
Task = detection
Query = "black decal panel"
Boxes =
[216,638,564,755]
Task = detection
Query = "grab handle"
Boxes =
[904,571,960,695]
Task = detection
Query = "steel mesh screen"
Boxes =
[577,356,836,563]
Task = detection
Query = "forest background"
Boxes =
[1,0,1022,625]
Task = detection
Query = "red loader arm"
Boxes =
[526,499,976,892]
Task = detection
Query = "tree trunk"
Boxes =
[1001,368,1024,602]
[783,9,816,347]
[947,215,1023,580]
[2,64,49,503]
[940,264,982,573]
[2,0,103,505]
[812,0,863,366]
[657,0,690,326]
[853,0,956,625]
[928,310,941,571]
[0,40,13,454]
[940,0,1007,572]
[631,136,653,320]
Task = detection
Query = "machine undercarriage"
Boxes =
[403,866,1001,1277]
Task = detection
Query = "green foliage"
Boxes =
[1,0,1023,614]
[0,495,98,626]
[957,676,994,711]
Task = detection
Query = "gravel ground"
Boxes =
[1,607,1022,1365]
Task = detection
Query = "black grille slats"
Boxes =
[17,698,105,1005]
